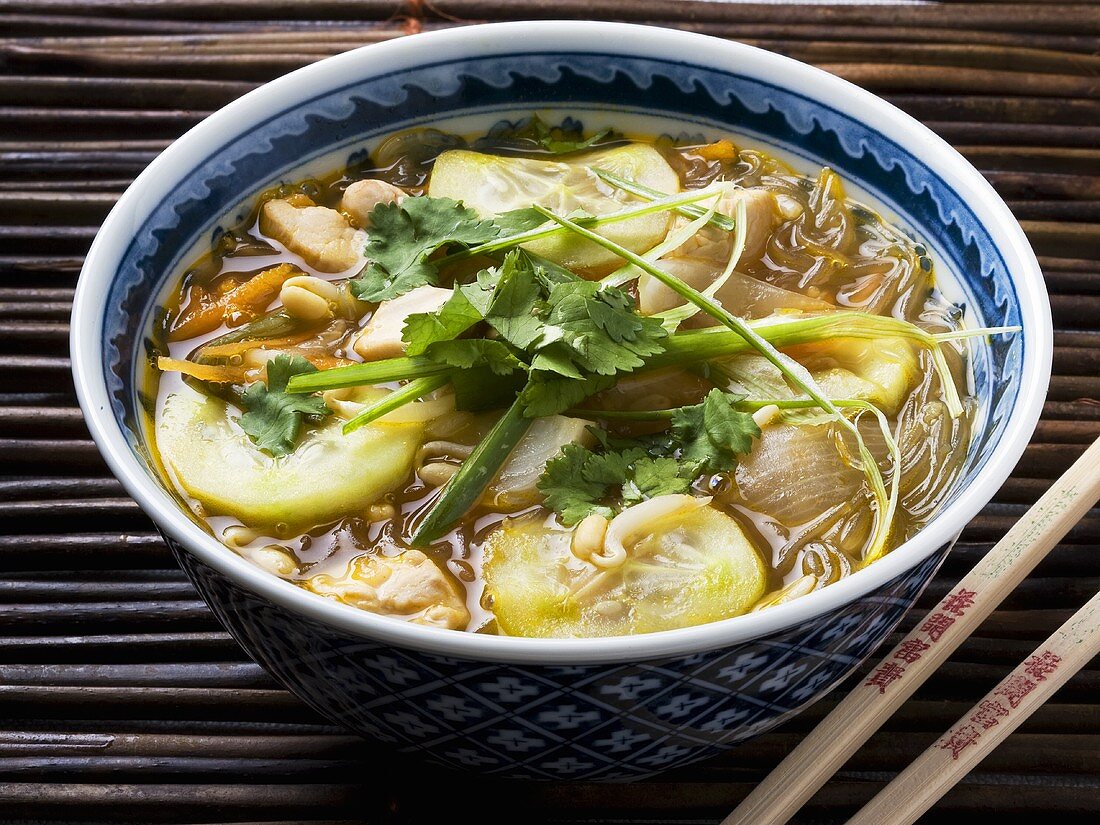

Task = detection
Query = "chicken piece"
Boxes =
[259,198,365,273]
[305,549,470,630]
[731,187,782,264]
[352,285,453,361]
[341,179,406,226]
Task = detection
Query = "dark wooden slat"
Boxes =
[1,1,1097,34]
[0,6,1098,823]
[0,579,197,602]
[0,661,270,687]
[0,76,256,108]
[0,631,238,660]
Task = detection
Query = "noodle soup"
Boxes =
[148,116,982,638]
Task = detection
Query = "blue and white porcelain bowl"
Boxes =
[72,22,1051,780]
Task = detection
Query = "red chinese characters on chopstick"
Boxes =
[862,587,978,694]
[937,649,1063,759]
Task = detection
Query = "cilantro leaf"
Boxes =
[537,443,617,526]
[621,457,694,506]
[671,389,761,476]
[518,373,616,418]
[401,288,484,356]
[493,206,549,236]
[533,280,668,377]
[536,391,761,524]
[239,355,330,457]
[351,196,499,302]
[478,251,544,351]
[538,445,691,527]
[422,339,525,376]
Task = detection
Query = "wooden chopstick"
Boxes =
[847,586,1100,825]
[723,435,1100,825]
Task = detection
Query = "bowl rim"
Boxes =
[71,20,1052,665]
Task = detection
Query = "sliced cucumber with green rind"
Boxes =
[157,389,422,528]
[482,505,766,637]
[428,145,681,276]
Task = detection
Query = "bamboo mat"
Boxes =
[1,1,1099,822]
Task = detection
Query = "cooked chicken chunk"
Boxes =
[305,549,470,630]
[341,179,406,226]
[352,285,453,361]
[726,187,782,265]
[259,198,365,273]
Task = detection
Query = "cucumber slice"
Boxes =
[726,336,920,415]
[428,144,681,276]
[482,505,766,637]
[157,389,422,528]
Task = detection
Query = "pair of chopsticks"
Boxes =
[724,435,1100,825]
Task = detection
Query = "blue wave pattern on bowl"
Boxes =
[104,53,1020,778]
[174,540,946,780]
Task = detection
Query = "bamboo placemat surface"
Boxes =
[1,1,1099,822]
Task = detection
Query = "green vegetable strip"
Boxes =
[533,204,895,560]
[654,197,748,332]
[196,312,300,354]
[933,325,1020,342]
[650,313,1004,415]
[342,375,450,435]
[286,356,450,393]
[600,190,725,289]
[436,185,729,266]
[593,168,737,232]
[287,312,1011,395]
[410,394,533,546]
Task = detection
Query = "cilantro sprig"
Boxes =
[350,197,499,302]
[350,188,729,305]
[538,443,690,526]
[239,355,330,457]
[400,249,668,417]
[537,390,760,525]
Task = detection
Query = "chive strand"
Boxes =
[567,407,676,421]
[592,168,737,232]
[286,356,450,393]
[410,394,533,546]
[342,374,450,434]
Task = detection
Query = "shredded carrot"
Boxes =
[169,285,234,342]
[197,330,316,359]
[156,356,246,383]
[301,353,355,371]
[168,264,302,342]
[223,263,301,319]
[695,139,738,161]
